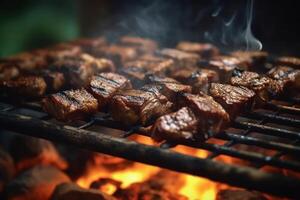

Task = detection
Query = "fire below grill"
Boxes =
[0,95,300,198]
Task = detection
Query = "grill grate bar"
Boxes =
[265,102,300,115]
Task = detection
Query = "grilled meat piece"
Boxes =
[146,74,192,101]
[209,83,255,119]
[199,56,247,82]
[151,107,199,142]
[275,56,300,69]
[171,68,219,93]
[0,76,47,98]
[70,37,107,53]
[119,36,158,54]
[45,43,82,62]
[43,89,98,121]
[50,54,115,87]
[110,89,173,126]
[176,41,219,58]
[0,63,19,81]
[230,70,283,104]
[267,66,300,90]
[216,189,267,200]
[231,51,268,70]
[156,48,200,68]
[88,72,132,109]
[33,70,65,92]
[120,66,148,86]
[178,93,230,135]
[91,45,138,65]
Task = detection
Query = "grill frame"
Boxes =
[0,98,300,198]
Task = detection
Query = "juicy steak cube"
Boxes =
[0,76,47,98]
[230,51,268,70]
[178,93,230,135]
[209,83,255,119]
[267,66,300,90]
[151,107,199,142]
[88,72,132,109]
[42,89,98,121]
[119,36,158,54]
[176,41,219,58]
[110,89,172,126]
[38,70,65,92]
[156,48,200,68]
[275,56,300,69]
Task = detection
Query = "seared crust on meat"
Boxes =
[275,56,300,69]
[42,88,98,121]
[209,83,255,119]
[0,63,19,81]
[151,107,199,142]
[0,76,47,98]
[230,51,268,70]
[176,41,219,58]
[88,72,131,109]
[70,37,107,53]
[179,93,230,135]
[267,66,300,90]
[110,89,173,126]
[119,36,158,54]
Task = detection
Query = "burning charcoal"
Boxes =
[0,147,15,194]
[151,107,199,142]
[275,56,300,69]
[171,68,219,93]
[91,45,138,66]
[216,189,267,200]
[87,73,132,110]
[119,36,158,54]
[230,70,283,105]
[156,48,200,68]
[178,93,230,135]
[42,88,98,121]
[0,76,47,98]
[231,51,268,70]
[145,74,192,101]
[50,54,115,87]
[6,166,70,200]
[110,89,173,126]
[0,63,19,81]
[209,83,255,119]
[70,37,107,53]
[176,41,219,58]
[90,178,121,195]
[199,55,248,82]
[267,66,300,91]
[9,135,68,172]
[51,183,116,200]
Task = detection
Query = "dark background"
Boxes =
[0,0,299,57]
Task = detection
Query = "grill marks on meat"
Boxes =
[42,89,98,121]
[157,48,200,68]
[267,66,300,90]
[151,107,199,142]
[0,76,47,98]
[88,73,132,109]
[178,93,230,135]
[209,83,255,119]
[176,41,219,58]
[110,89,173,126]
[50,54,115,88]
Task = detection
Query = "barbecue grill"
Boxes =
[1,93,299,198]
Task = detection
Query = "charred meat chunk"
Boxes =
[231,51,268,70]
[120,66,149,86]
[230,70,283,104]
[70,37,107,53]
[176,41,219,58]
[0,63,19,81]
[28,70,65,92]
[45,43,82,62]
[209,83,255,119]
[267,66,300,90]
[119,36,158,54]
[88,72,132,109]
[275,56,300,69]
[171,68,219,93]
[91,45,138,65]
[156,48,200,68]
[199,56,247,82]
[42,89,98,121]
[50,54,115,87]
[151,107,199,142]
[178,93,230,135]
[0,76,46,98]
[146,74,192,101]
[110,89,173,126]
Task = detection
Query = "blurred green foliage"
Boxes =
[0,0,79,57]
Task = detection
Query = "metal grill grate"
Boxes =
[0,97,300,198]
